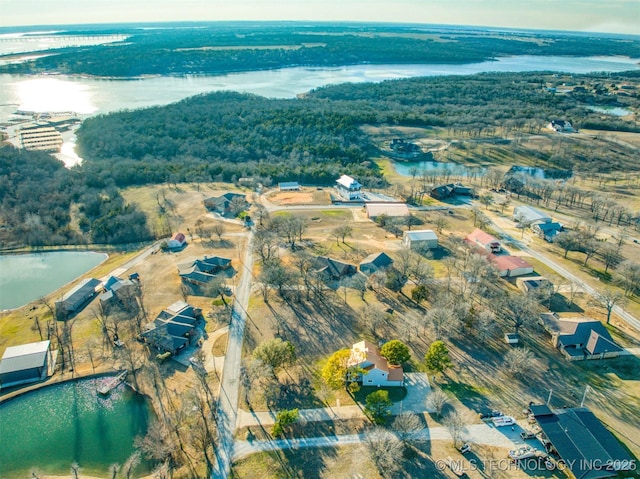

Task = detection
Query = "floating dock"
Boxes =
[97,371,127,395]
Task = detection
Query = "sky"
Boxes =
[1,0,639,35]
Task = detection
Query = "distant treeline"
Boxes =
[1,22,639,77]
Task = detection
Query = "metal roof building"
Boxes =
[0,340,53,389]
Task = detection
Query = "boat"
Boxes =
[491,415,516,427]
[509,445,536,460]
[97,371,127,395]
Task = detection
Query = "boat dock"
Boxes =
[97,371,127,395]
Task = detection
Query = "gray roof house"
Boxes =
[529,404,634,479]
[178,256,233,286]
[359,252,394,275]
[513,205,552,225]
[141,301,204,356]
[203,192,248,216]
[0,340,54,389]
[316,256,357,280]
[539,313,622,361]
[532,222,563,242]
[55,278,102,315]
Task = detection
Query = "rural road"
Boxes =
[212,229,254,479]
[490,216,640,332]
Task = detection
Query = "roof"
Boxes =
[532,406,634,479]
[535,222,562,232]
[490,255,533,271]
[0,340,50,374]
[204,192,246,208]
[349,340,404,382]
[59,278,102,303]
[360,252,394,269]
[178,256,231,275]
[316,256,357,279]
[404,229,438,242]
[466,228,500,246]
[513,205,552,223]
[336,175,361,189]
[171,232,186,243]
[365,203,409,218]
[278,182,300,188]
[539,315,622,355]
[142,302,201,352]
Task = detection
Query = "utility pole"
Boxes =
[547,389,553,406]
[580,385,590,407]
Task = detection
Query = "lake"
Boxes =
[586,105,633,117]
[0,251,108,310]
[0,378,152,478]
[1,55,638,167]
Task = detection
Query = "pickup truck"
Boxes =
[520,430,536,440]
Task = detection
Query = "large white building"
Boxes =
[335,175,362,200]
[0,340,54,389]
[513,206,552,225]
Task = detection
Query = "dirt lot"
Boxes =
[266,188,332,206]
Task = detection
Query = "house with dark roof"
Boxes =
[178,256,233,286]
[55,278,102,315]
[316,256,357,280]
[532,222,563,242]
[548,120,574,133]
[347,340,404,387]
[516,276,552,294]
[140,301,204,356]
[430,183,474,200]
[529,404,633,479]
[203,192,248,217]
[99,276,136,307]
[539,313,622,361]
[359,252,394,275]
[0,340,54,389]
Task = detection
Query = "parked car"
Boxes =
[457,442,471,454]
[492,415,516,427]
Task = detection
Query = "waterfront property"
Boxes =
[348,340,404,387]
[335,175,362,201]
[403,229,438,251]
[99,275,137,307]
[430,183,474,200]
[528,404,633,479]
[17,124,63,152]
[538,313,622,361]
[0,340,54,390]
[140,301,204,356]
[55,278,102,316]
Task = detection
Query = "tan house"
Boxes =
[348,340,404,387]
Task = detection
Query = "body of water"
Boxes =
[0,378,152,477]
[393,160,485,178]
[586,105,633,116]
[0,251,108,310]
[0,55,638,167]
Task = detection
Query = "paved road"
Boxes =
[490,216,640,332]
[233,422,530,461]
[212,229,254,479]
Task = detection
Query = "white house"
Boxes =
[403,229,438,251]
[348,340,404,387]
[168,232,187,250]
[335,175,362,200]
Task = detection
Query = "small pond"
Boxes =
[0,378,152,477]
[393,160,486,178]
[0,251,108,310]
[586,105,633,117]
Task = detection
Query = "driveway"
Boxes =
[392,372,434,413]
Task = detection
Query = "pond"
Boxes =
[0,378,152,477]
[393,160,486,178]
[0,251,108,310]
[586,105,633,117]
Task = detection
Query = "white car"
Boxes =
[492,415,516,427]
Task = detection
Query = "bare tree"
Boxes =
[108,463,120,479]
[433,213,449,234]
[595,288,626,324]
[601,243,623,274]
[503,347,535,378]
[618,261,640,296]
[500,293,538,335]
[426,307,455,339]
[70,462,81,479]
[392,412,423,447]
[212,223,226,241]
[121,452,141,479]
[332,224,353,244]
[427,388,449,417]
[364,426,404,476]
[444,409,466,445]
[253,229,279,263]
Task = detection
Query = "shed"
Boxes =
[403,229,438,251]
[0,340,53,389]
[168,232,186,250]
[278,182,300,191]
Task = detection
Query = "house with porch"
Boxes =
[178,256,232,286]
[315,256,357,280]
[335,175,362,201]
[347,340,404,387]
[203,192,248,217]
[140,301,204,356]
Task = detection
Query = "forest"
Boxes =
[75,70,640,188]
[2,69,639,248]
[1,22,640,77]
